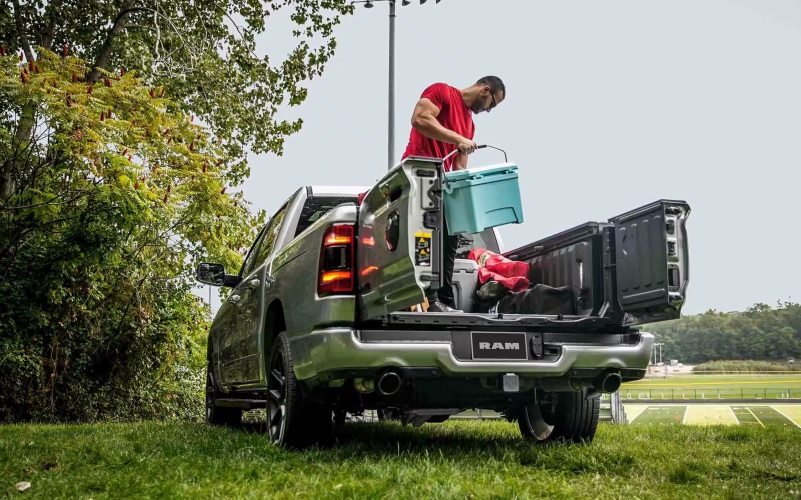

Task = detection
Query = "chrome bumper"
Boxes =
[289,328,654,381]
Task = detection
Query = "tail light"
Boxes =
[318,224,355,296]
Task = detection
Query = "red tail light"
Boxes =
[318,224,355,296]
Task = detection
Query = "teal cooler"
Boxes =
[442,163,524,235]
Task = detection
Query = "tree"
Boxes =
[0,48,259,421]
[649,302,801,364]
[1,0,354,196]
[0,1,353,422]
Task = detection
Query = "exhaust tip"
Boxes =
[597,372,622,393]
[377,371,402,396]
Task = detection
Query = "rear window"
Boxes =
[295,196,357,237]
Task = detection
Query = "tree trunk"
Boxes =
[87,0,138,84]
[41,0,65,51]
[2,0,38,201]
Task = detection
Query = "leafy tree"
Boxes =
[649,302,801,364]
[0,1,353,422]
[0,49,258,421]
[1,0,354,195]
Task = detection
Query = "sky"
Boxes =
[198,0,801,316]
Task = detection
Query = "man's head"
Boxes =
[468,76,506,114]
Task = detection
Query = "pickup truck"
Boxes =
[196,154,691,448]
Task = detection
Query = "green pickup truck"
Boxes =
[196,154,691,448]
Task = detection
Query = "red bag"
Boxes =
[469,248,530,292]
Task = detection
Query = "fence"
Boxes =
[621,388,801,401]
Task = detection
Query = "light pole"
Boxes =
[352,0,444,170]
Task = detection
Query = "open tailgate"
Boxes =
[357,157,444,321]
[607,199,691,325]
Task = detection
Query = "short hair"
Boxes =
[476,76,505,98]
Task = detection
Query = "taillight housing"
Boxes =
[318,224,355,296]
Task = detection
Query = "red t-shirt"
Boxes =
[401,82,475,172]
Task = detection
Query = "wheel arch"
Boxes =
[263,298,287,359]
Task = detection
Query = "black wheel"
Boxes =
[205,367,242,426]
[518,389,600,444]
[267,332,332,448]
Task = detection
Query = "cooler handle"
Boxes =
[441,144,508,164]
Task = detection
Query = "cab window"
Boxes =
[294,196,357,237]
[255,204,289,267]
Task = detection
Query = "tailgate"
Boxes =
[607,199,691,325]
[357,157,445,321]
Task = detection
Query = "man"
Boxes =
[401,76,506,313]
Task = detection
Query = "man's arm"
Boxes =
[411,98,477,155]
[453,152,468,170]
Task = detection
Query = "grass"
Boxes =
[622,374,801,400]
[627,374,801,388]
[2,420,801,499]
[631,406,686,425]
[628,405,801,428]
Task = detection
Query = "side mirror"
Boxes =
[196,262,241,287]
[197,262,226,286]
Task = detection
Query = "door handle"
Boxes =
[247,279,260,289]
[229,294,241,303]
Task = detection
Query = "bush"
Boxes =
[692,360,800,374]
[0,49,258,423]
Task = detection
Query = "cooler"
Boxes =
[442,163,524,235]
[450,259,480,313]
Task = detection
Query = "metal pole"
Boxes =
[388,0,396,170]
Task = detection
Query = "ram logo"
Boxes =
[478,342,520,350]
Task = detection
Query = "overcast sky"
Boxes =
[198,0,801,316]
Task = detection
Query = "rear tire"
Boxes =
[518,389,600,444]
[266,332,332,449]
[205,367,242,427]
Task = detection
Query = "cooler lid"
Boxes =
[444,162,518,183]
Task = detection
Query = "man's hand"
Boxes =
[456,138,477,156]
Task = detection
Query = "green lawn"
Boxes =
[622,374,801,400]
[631,406,687,425]
[2,420,800,499]
[627,374,801,388]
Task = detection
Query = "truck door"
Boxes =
[225,203,289,387]
[216,224,268,388]
[607,200,691,325]
[357,157,443,320]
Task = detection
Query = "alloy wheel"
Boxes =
[267,351,287,444]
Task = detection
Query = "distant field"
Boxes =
[625,404,801,428]
[622,374,801,400]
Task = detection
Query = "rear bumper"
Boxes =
[289,327,654,382]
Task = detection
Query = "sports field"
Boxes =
[626,404,801,427]
[621,373,801,400]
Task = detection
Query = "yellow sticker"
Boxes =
[414,232,432,266]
